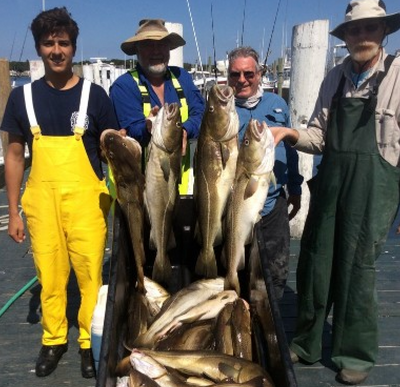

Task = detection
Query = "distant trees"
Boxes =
[9,60,30,73]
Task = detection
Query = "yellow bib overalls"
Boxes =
[21,80,111,349]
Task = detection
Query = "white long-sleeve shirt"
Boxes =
[295,49,400,167]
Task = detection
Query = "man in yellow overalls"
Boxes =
[1,7,118,379]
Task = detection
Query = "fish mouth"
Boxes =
[214,85,234,105]
[251,120,264,141]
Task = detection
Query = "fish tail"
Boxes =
[195,248,218,278]
[152,252,172,284]
[224,272,241,296]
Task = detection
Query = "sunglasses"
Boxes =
[229,71,256,80]
[345,23,382,36]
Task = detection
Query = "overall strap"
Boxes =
[74,79,91,138]
[129,68,189,121]
[170,69,188,122]
[368,54,395,113]
[23,83,41,138]
[130,69,151,116]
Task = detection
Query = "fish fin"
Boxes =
[244,177,259,199]
[193,222,201,244]
[160,158,171,182]
[152,251,172,284]
[195,248,218,278]
[114,355,132,376]
[148,229,157,250]
[167,229,177,251]
[218,362,240,381]
[220,142,231,169]
[224,272,241,295]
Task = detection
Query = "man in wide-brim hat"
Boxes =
[120,18,186,55]
[110,19,205,198]
[268,0,400,385]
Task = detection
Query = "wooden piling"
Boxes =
[288,20,329,238]
[0,58,12,188]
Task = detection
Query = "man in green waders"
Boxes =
[270,0,400,384]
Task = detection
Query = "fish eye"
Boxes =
[209,105,215,113]
[244,138,250,146]
[176,122,182,129]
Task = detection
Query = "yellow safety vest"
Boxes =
[130,69,191,195]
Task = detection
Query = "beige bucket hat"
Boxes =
[330,0,400,41]
[121,19,186,55]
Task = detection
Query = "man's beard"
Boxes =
[349,42,381,63]
[146,62,167,76]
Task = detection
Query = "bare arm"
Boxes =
[4,133,26,243]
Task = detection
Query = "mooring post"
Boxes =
[288,20,329,239]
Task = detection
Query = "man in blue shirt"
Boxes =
[227,46,303,299]
[110,19,205,195]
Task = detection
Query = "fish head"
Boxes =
[129,369,160,387]
[151,103,182,153]
[202,84,239,142]
[100,129,142,178]
[130,349,167,379]
[240,120,275,175]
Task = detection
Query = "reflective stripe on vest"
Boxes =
[130,69,191,195]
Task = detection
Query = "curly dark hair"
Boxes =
[31,7,79,51]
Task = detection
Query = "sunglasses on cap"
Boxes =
[345,22,382,37]
[229,70,257,80]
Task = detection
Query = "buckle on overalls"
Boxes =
[31,126,41,139]
[73,126,85,140]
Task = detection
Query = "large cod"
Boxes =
[193,85,239,278]
[144,103,182,284]
[100,129,146,293]
[223,120,275,295]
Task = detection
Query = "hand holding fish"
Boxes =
[146,106,161,133]
[269,126,299,146]
[182,127,188,156]
[118,128,127,137]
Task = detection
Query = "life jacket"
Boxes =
[130,68,191,195]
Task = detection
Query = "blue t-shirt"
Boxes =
[110,65,205,145]
[235,92,303,216]
[1,77,118,179]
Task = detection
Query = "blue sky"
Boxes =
[1,0,399,65]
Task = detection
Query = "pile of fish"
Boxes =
[101,84,276,298]
[101,84,281,387]
[114,277,276,387]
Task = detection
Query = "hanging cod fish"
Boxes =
[144,103,182,284]
[222,120,275,296]
[193,84,239,278]
[100,129,146,293]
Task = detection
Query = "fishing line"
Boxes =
[18,26,30,63]
[240,0,247,46]
[185,0,205,78]
[263,0,282,68]
[210,2,218,80]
